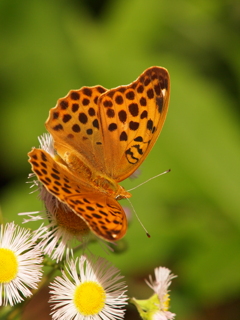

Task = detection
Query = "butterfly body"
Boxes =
[28,67,170,241]
[62,149,131,199]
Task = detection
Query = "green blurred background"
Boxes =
[1,0,240,319]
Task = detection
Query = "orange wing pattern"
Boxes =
[28,67,170,241]
[28,148,127,241]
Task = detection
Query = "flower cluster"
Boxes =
[0,222,128,319]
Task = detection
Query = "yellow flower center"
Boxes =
[163,294,170,311]
[73,281,106,316]
[0,248,18,283]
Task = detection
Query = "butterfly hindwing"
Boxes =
[28,148,127,241]
[64,192,127,241]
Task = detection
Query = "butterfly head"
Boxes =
[115,185,131,201]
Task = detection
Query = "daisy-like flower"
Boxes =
[22,133,91,262]
[0,222,43,306]
[131,267,176,320]
[49,255,128,320]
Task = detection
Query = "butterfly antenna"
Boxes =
[125,198,151,238]
[127,169,171,192]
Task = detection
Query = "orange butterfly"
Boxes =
[28,67,170,241]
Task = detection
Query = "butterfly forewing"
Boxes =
[98,67,170,182]
[45,85,108,174]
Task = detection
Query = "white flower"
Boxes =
[152,311,175,320]
[33,187,90,262]
[0,222,43,306]
[22,133,90,262]
[38,132,55,156]
[49,255,128,320]
[146,267,176,320]
[131,267,176,320]
[146,267,176,308]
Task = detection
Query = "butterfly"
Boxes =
[28,67,170,241]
